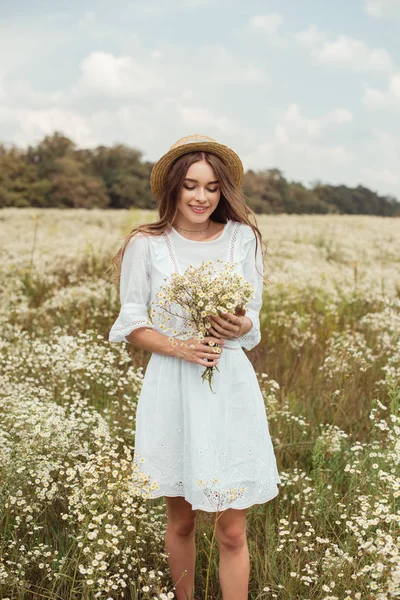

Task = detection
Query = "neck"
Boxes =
[172,217,211,232]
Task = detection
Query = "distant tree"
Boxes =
[243,168,289,214]
[49,157,108,208]
[87,145,156,209]
[286,182,337,214]
[26,132,76,179]
[1,132,399,215]
[0,147,41,208]
[312,184,399,216]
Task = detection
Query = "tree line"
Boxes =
[1,132,399,216]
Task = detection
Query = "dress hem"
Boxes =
[143,486,281,513]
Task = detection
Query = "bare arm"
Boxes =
[126,326,226,368]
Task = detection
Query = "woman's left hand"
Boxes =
[207,312,247,340]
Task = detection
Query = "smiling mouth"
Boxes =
[189,205,208,212]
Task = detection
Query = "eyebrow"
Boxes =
[184,178,219,184]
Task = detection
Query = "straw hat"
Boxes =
[150,134,244,201]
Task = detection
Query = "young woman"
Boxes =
[109,134,281,600]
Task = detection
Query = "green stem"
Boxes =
[204,511,219,600]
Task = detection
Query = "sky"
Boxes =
[1,0,400,199]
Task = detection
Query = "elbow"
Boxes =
[108,322,155,344]
[124,326,154,345]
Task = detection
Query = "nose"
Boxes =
[194,190,207,203]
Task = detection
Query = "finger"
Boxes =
[198,342,223,352]
[208,318,229,332]
[221,312,240,324]
[207,326,228,339]
[212,323,233,337]
[198,347,223,357]
[204,353,222,360]
[211,314,232,327]
[197,352,221,362]
[198,358,220,367]
[213,315,238,332]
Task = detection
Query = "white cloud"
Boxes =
[276,103,352,140]
[90,105,157,146]
[244,103,353,167]
[179,105,236,134]
[0,106,96,147]
[248,13,284,35]
[244,116,400,198]
[73,45,267,110]
[0,36,263,154]
[331,108,354,124]
[363,72,400,109]
[364,0,400,18]
[18,108,95,146]
[358,129,400,193]
[181,89,193,100]
[247,136,350,170]
[242,103,358,190]
[293,24,327,47]
[8,82,62,107]
[190,44,267,84]
[295,26,394,73]
[76,52,165,98]
[361,166,400,188]
[317,37,393,72]
[246,13,288,47]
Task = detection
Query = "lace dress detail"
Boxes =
[109,220,281,511]
[229,221,241,263]
[162,231,180,273]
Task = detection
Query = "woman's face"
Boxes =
[174,159,221,226]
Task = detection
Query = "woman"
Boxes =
[109,134,281,600]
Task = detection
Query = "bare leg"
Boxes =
[215,508,249,600]
[164,496,198,600]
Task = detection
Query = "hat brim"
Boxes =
[150,141,244,201]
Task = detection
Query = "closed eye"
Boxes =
[184,185,218,192]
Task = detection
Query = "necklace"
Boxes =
[174,222,210,234]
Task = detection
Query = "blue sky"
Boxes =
[1,0,400,198]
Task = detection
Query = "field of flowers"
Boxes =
[1,207,399,600]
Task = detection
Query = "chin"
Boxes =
[186,210,209,220]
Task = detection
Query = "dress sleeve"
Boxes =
[108,233,155,343]
[236,229,264,351]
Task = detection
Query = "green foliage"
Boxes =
[0,132,399,215]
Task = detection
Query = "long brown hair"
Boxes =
[107,151,267,282]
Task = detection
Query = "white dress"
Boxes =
[109,220,281,512]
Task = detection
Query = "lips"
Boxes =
[189,205,208,213]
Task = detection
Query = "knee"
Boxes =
[168,515,197,537]
[216,522,247,551]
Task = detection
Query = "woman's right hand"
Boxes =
[173,336,225,367]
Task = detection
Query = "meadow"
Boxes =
[0,208,399,600]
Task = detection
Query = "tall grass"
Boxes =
[0,208,399,599]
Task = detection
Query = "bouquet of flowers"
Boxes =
[152,259,256,392]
